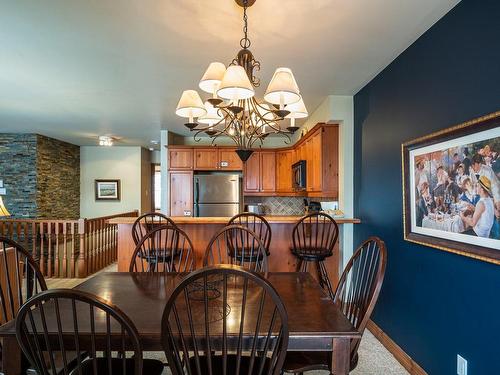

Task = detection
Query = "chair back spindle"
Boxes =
[334,236,387,363]
[15,289,144,375]
[0,236,47,325]
[132,213,176,246]
[291,213,339,259]
[161,265,289,375]
[130,225,195,273]
[204,225,268,275]
[228,213,272,255]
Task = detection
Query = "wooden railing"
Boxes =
[0,211,138,278]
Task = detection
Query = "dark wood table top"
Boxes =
[0,272,360,351]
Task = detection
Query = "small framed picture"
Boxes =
[95,179,121,201]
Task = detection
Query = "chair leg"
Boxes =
[319,261,334,299]
[315,261,325,289]
[295,259,303,272]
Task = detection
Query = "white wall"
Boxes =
[302,95,355,269]
[80,146,142,218]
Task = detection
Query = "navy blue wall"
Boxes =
[354,1,500,373]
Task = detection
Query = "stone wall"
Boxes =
[0,134,80,219]
[37,135,80,219]
[0,134,38,218]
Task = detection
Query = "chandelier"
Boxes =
[175,0,308,162]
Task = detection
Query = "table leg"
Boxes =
[331,337,350,375]
[1,336,23,375]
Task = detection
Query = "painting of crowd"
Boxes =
[414,137,500,240]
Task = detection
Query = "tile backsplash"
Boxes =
[245,196,304,215]
[244,196,337,216]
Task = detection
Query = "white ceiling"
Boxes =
[0,0,460,147]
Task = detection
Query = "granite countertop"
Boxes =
[108,216,361,225]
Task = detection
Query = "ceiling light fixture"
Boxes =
[175,0,308,162]
[98,136,114,146]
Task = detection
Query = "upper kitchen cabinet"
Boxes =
[168,147,193,170]
[306,125,339,198]
[194,148,219,170]
[244,151,276,195]
[168,147,242,171]
[218,149,244,170]
[276,150,294,193]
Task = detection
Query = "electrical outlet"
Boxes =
[457,354,467,375]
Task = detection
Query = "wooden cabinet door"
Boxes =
[218,149,243,170]
[311,130,323,192]
[260,151,276,192]
[169,172,193,216]
[194,148,218,170]
[244,152,260,192]
[169,148,193,170]
[276,150,293,192]
[305,137,314,192]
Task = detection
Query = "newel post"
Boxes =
[77,218,87,278]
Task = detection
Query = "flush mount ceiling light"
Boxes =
[98,136,114,146]
[175,0,308,162]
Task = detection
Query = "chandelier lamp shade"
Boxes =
[175,0,308,162]
[0,196,11,217]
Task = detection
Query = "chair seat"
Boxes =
[186,354,273,374]
[76,357,164,375]
[290,247,332,261]
[138,249,181,263]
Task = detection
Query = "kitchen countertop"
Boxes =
[108,215,361,225]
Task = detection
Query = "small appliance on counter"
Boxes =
[246,203,265,215]
[194,173,242,217]
[292,160,306,191]
[303,199,321,214]
[320,201,344,217]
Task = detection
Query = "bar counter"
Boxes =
[109,215,361,286]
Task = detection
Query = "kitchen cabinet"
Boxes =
[260,152,276,192]
[168,148,193,170]
[244,152,260,192]
[306,126,338,198]
[194,148,219,170]
[168,123,339,199]
[276,150,293,193]
[169,171,193,216]
[218,149,244,170]
[244,151,276,194]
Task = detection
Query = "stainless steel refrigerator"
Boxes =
[194,174,241,217]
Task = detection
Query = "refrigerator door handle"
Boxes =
[195,178,200,217]
[195,178,200,203]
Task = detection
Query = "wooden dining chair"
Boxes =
[203,224,269,275]
[291,213,339,299]
[132,213,178,271]
[129,225,195,273]
[282,237,387,374]
[228,213,272,255]
[15,288,164,375]
[161,264,289,375]
[131,212,177,246]
[0,236,47,325]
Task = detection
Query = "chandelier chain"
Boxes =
[240,0,251,49]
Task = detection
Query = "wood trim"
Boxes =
[367,320,428,375]
[167,123,335,152]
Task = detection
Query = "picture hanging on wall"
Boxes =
[402,111,500,264]
[95,179,121,201]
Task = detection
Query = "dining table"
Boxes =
[0,271,360,375]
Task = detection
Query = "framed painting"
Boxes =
[95,179,121,201]
[402,111,500,264]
